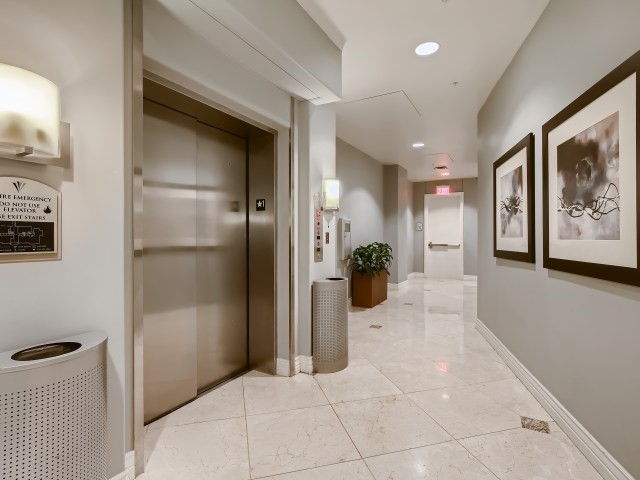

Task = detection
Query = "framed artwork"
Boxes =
[542,50,640,286]
[493,133,535,263]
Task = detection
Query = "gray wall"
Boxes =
[383,164,413,284]
[336,138,384,256]
[413,178,478,276]
[478,0,640,477]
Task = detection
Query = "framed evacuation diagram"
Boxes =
[542,50,640,286]
[0,176,61,263]
[494,133,535,263]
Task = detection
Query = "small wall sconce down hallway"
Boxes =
[0,63,70,167]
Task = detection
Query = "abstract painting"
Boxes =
[543,49,639,286]
[494,133,535,263]
[500,165,524,238]
[556,111,620,240]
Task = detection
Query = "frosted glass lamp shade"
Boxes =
[0,64,60,157]
[323,178,340,210]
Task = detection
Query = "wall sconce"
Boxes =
[0,63,70,167]
[322,178,340,211]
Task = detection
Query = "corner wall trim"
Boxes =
[107,451,134,480]
[296,355,313,374]
[276,358,290,377]
[125,450,135,480]
[476,319,633,480]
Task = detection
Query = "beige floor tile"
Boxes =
[375,359,467,393]
[243,373,328,416]
[246,405,360,478]
[333,395,452,457]
[144,417,249,480]
[365,441,498,480]
[409,385,522,439]
[429,352,515,384]
[257,460,373,479]
[459,428,603,480]
[476,378,553,422]
[315,364,401,403]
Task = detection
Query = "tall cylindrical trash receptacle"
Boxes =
[313,277,349,373]
[0,331,108,480]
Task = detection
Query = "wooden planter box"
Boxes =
[352,271,388,308]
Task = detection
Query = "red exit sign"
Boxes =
[436,185,450,195]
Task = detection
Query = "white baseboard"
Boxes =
[476,319,633,480]
[387,279,409,291]
[276,358,290,377]
[408,272,424,279]
[110,471,128,480]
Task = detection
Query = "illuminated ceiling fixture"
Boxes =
[415,42,440,56]
[0,63,70,166]
[441,172,451,176]
[412,142,425,148]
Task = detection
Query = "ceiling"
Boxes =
[297,0,550,182]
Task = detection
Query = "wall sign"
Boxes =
[0,177,61,263]
[436,185,450,195]
[256,199,266,211]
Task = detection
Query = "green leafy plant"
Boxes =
[348,242,393,276]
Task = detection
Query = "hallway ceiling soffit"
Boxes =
[154,0,342,104]
[298,0,550,182]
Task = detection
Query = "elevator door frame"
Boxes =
[138,77,278,425]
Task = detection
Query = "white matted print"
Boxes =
[547,74,636,269]
[493,133,535,263]
[496,148,528,252]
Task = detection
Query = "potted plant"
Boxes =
[348,242,393,308]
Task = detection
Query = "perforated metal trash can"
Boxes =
[0,331,107,480]
[313,277,348,373]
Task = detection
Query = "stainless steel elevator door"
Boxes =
[196,122,248,391]
[142,100,198,423]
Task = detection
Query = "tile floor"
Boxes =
[141,276,604,480]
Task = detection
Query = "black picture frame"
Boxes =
[542,49,640,286]
[493,133,535,263]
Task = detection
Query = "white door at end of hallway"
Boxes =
[424,193,464,279]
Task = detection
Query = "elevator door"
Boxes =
[142,100,248,423]
[196,122,247,391]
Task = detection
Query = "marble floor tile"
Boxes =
[315,364,401,403]
[243,373,328,416]
[364,441,498,480]
[375,359,467,393]
[429,352,515,384]
[144,417,249,480]
[333,395,452,457]
[141,277,604,480]
[246,405,360,478]
[476,378,553,422]
[257,460,374,479]
[409,385,522,439]
[445,330,495,353]
[459,427,603,480]
[147,378,245,430]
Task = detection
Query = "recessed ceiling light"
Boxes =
[415,42,440,56]
[412,142,425,148]
[441,172,451,176]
